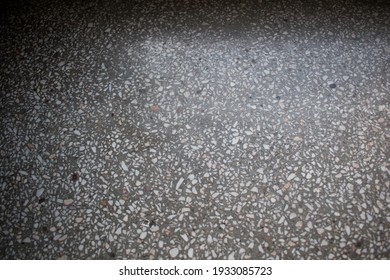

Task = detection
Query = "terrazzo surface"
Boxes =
[1,0,389,260]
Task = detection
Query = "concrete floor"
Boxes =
[0,0,389,259]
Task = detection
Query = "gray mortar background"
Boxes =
[0,0,389,259]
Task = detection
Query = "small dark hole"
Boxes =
[71,173,79,182]
[109,252,116,258]
[329,83,337,88]
[111,112,114,117]
[276,96,281,100]
[38,198,45,204]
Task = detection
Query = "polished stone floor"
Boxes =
[0,0,389,259]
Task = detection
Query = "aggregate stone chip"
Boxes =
[0,0,389,259]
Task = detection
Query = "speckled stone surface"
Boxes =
[0,0,389,259]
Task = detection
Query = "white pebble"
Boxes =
[23,237,31,243]
[287,173,296,181]
[345,225,351,235]
[64,199,73,205]
[121,161,129,171]
[36,188,44,197]
[295,221,303,228]
[151,226,159,232]
[250,187,258,193]
[258,245,265,254]
[176,178,184,190]
[169,248,179,258]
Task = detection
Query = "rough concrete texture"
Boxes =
[0,0,389,259]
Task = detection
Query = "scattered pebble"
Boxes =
[0,0,388,261]
[140,232,147,239]
[121,161,129,172]
[169,248,179,258]
[36,188,44,197]
[64,199,73,206]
